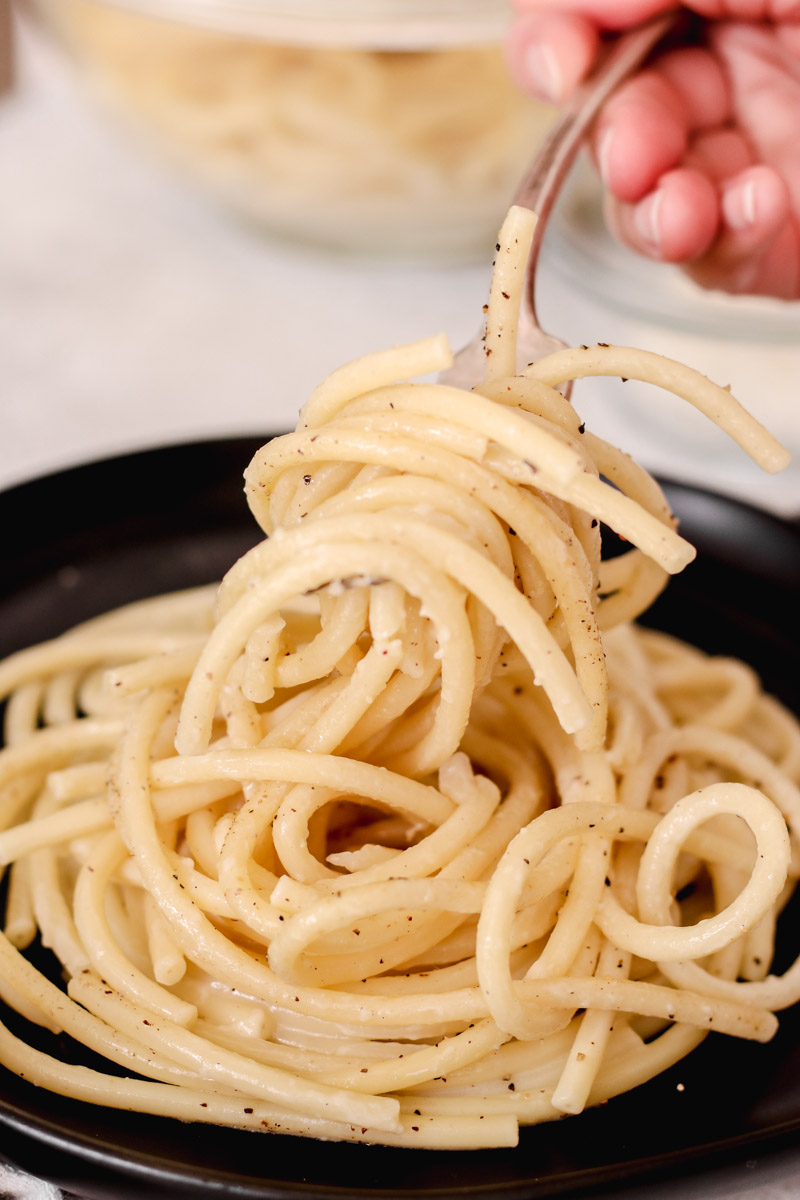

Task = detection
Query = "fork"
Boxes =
[440,12,678,392]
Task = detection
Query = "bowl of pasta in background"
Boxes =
[24,0,555,259]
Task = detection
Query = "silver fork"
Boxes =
[440,12,677,392]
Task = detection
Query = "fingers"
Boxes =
[687,166,798,296]
[719,166,790,245]
[697,20,800,294]
[508,4,800,295]
[652,47,730,130]
[509,2,800,109]
[593,73,690,203]
[512,0,681,28]
[684,128,755,182]
[710,21,800,206]
[506,10,599,102]
[592,51,731,202]
[607,163,796,295]
[599,87,788,271]
[511,0,800,20]
[690,2,800,17]
[507,1,684,102]
[606,168,720,262]
[514,30,733,202]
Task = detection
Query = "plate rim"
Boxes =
[0,437,799,1199]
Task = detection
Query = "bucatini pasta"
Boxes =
[0,206,798,1150]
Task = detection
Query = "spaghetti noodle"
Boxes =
[0,206,798,1149]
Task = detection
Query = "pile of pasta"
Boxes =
[1,207,799,1150]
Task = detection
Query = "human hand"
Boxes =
[507,1,800,298]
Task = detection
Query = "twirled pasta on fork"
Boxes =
[0,207,797,1150]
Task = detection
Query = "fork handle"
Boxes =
[513,11,679,321]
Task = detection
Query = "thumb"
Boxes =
[506,0,686,103]
[507,10,600,102]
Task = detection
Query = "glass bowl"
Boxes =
[30,0,556,258]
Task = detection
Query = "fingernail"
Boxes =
[524,42,564,104]
[633,190,664,251]
[722,178,757,230]
[597,127,615,187]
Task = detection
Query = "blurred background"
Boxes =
[1,0,799,516]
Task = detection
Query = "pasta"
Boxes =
[0,205,799,1150]
[37,0,555,255]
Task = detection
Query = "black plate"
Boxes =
[1,438,799,1200]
